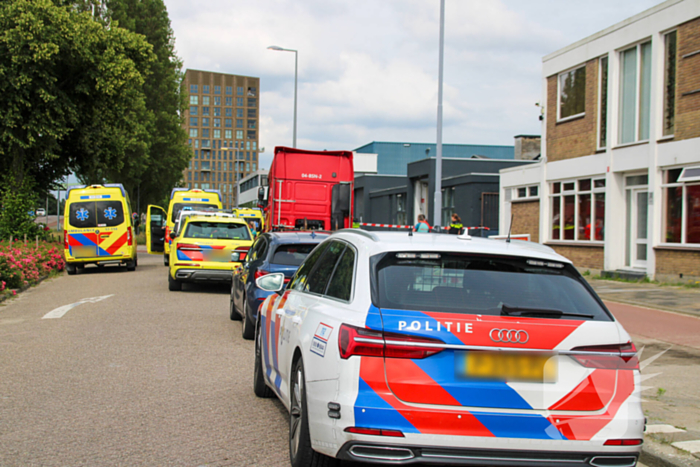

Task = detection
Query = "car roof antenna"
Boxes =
[506,214,514,243]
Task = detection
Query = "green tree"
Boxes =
[107,0,190,210]
[0,0,155,193]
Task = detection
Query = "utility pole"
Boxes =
[433,0,445,229]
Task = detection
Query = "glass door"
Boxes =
[629,188,648,268]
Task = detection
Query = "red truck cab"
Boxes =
[260,147,353,231]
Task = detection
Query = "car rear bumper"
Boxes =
[174,268,232,282]
[336,442,639,466]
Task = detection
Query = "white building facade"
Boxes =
[501,0,700,281]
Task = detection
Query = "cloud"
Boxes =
[165,0,666,165]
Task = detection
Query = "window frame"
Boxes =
[557,63,587,122]
[662,167,700,246]
[512,185,539,202]
[662,30,677,138]
[549,177,606,243]
[597,55,609,150]
[618,39,652,146]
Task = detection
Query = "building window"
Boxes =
[201,140,211,148]
[247,130,256,139]
[202,85,210,94]
[598,56,608,149]
[188,172,192,180]
[194,172,199,181]
[189,95,198,105]
[225,86,232,95]
[194,139,199,149]
[225,118,232,128]
[248,98,257,107]
[213,118,221,128]
[202,128,210,138]
[396,194,406,225]
[189,128,198,138]
[225,129,232,139]
[236,119,243,128]
[252,162,257,171]
[619,41,651,144]
[236,98,243,106]
[550,178,605,242]
[236,108,243,118]
[202,96,209,106]
[663,167,700,244]
[225,107,232,116]
[214,97,221,106]
[190,84,198,93]
[513,185,539,200]
[247,120,256,129]
[558,64,586,121]
[213,129,221,139]
[202,118,209,127]
[663,31,677,137]
[441,187,455,227]
[190,117,198,126]
[236,130,243,139]
[214,85,221,94]
[248,108,257,118]
[202,107,210,116]
[213,107,221,116]
[194,150,199,159]
[237,86,244,96]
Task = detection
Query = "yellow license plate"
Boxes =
[73,246,97,258]
[460,352,558,383]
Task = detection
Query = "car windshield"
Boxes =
[184,221,250,240]
[271,243,318,266]
[372,252,611,321]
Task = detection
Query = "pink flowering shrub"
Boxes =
[0,241,65,290]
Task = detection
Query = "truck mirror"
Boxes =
[257,187,265,202]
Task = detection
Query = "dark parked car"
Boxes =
[230,231,329,339]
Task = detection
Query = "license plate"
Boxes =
[456,351,558,383]
[207,250,231,262]
[72,246,97,258]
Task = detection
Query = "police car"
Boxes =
[253,230,643,467]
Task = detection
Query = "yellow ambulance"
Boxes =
[232,207,265,234]
[63,184,138,275]
[146,188,223,265]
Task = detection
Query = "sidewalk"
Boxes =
[588,278,700,467]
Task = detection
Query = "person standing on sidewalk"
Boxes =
[448,213,464,235]
[414,214,431,233]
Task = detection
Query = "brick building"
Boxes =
[500,0,700,282]
[182,69,260,209]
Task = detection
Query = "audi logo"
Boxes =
[489,328,529,344]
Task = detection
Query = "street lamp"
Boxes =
[268,45,298,148]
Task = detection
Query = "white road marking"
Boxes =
[42,295,115,319]
[672,439,700,453]
[645,424,686,434]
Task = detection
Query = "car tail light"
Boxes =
[235,246,250,261]
[127,227,133,246]
[571,342,639,370]
[64,230,68,250]
[177,243,202,251]
[345,427,405,437]
[604,439,643,446]
[254,269,269,280]
[165,225,171,242]
[338,324,445,360]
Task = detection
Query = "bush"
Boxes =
[0,175,51,242]
[0,240,65,291]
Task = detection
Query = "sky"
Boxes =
[164,0,665,170]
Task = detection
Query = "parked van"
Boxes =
[232,207,265,233]
[63,184,137,275]
[146,188,223,265]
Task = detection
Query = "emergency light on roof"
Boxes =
[396,253,441,259]
[65,183,126,198]
[170,187,222,199]
[526,259,565,269]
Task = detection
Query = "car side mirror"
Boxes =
[170,231,178,239]
[256,272,285,292]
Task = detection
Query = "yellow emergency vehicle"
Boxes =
[232,207,265,233]
[167,210,253,291]
[63,184,138,275]
[146,188,223,266]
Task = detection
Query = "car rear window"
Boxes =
[373,253,611,321]
[171,203,219,222]
[270,243,318,266]
[184,222,250,240]
[68,201,125,228]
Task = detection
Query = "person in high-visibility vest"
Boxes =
[448,213,464,235]
[414,214,431,233]
[352,218,360,229]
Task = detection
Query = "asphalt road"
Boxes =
[0,253,660,466]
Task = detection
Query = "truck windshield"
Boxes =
[372,253,611,321]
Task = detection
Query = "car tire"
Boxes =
[168,274,182,291]
[163,254,169,267]
[289,359,339,467]
[66,263,77,275]
[126,258,136,271]
[230,294,242,321]
[241,297,255,340]
[253,323,273,399]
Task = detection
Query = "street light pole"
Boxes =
[433,0,445,229]
[268,45,298,148]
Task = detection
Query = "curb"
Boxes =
[601,297,700,320]
[0,274,53,304]
[641,437,700,467]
